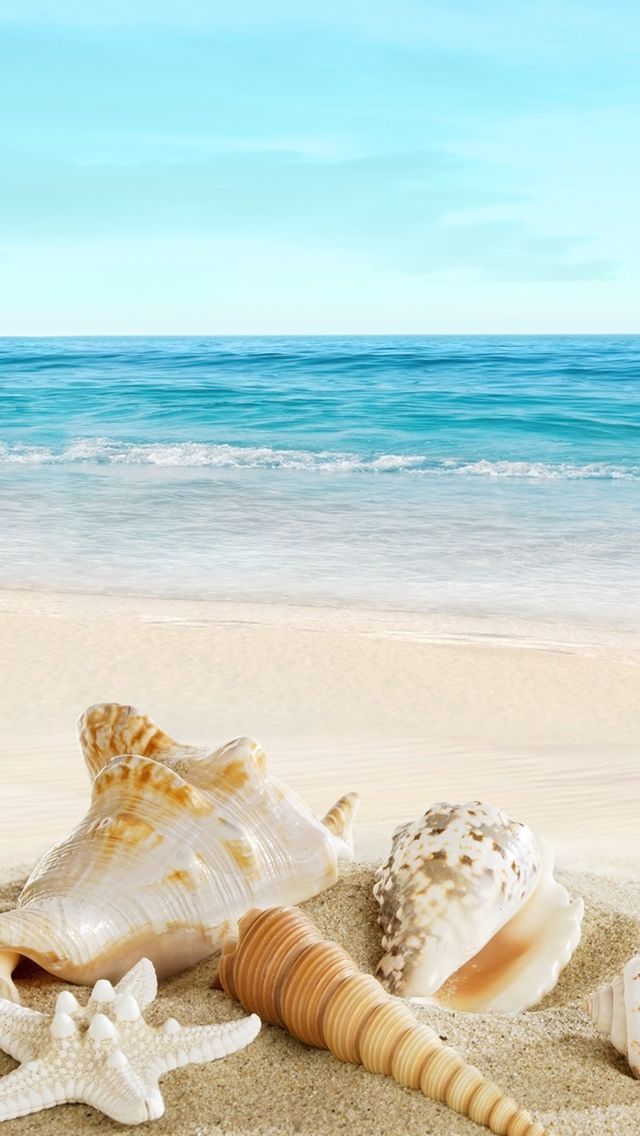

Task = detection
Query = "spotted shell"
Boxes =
[373,801,583,1013]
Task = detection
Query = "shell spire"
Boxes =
[585,954,640,1076]
[216,906,547,1136]
[78,703,179,780]
[321,793,359,858]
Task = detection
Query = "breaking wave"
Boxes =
[1,439,638,479]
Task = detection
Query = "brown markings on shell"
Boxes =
[373,803,548,1008]
[164,868,198,890]
[129,721,173,757]
[168,780,212,814]
[211,744,268,791]
[216,759,251,791]
[215,906,547,1136]
[93,757,214,818]
[321,793,358,838]
[74,757,216,869]
[222,839,260,877]
[79,704,178,780]
[96,813,165,851]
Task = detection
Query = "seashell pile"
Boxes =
[0,697,607,1131]
[586,955,640,1076]
[373,801,583,1013]
[216,904,548,1136]
[0,703,358,1002]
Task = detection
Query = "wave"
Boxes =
[0,438,638,480]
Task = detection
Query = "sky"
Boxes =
[0,1,639,334]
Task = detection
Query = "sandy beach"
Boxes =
[1,587,639,865]
[3,0,640,1128]
[2,861,640,1135]
[1,586,640,1135]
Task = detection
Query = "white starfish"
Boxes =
[0,958,260,1125]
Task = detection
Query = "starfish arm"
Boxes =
[0,1059,59,1121]
[81,1059,165,1126]
[113,959,157,1009]
[0,1001,48,1063]
[154,1013,261,1072]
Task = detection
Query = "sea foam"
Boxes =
[0,439,638,480]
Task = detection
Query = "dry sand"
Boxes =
[1,586,640,1134]
[1,862,640,1136]
[1,587,639,864]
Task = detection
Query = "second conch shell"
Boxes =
[216,905,548,1136]
[373,801,583,1014]
[586,955,640,1076]
[0,703,358,1002]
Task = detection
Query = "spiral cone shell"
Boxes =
[586,955,640,1076]
[216,906,547,1136]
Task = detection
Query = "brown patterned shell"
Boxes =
[216,906,547,1136]
[373,801,584,1013]
[0,704,358,1003]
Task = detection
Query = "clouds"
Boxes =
[0,3,638,330]
[0,142,613,287]
[419,218,616,282]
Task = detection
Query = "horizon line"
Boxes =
[0,331,639,339]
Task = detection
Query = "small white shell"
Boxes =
[586,955,640,1075]
[373,801,583,1014]
[0,704,359,997]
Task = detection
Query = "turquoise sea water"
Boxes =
[0,336,638,620]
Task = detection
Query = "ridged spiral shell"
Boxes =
[216,905,548,1136]
[586,954,640,1076]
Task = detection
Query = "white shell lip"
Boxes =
[434,836,584,1015]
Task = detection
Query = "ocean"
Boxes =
[0,335,638,621]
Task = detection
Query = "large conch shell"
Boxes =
[586,955,640,1076]
[0,703,358,1002]
[215,905,548,1136]
[373,801,583,1014]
